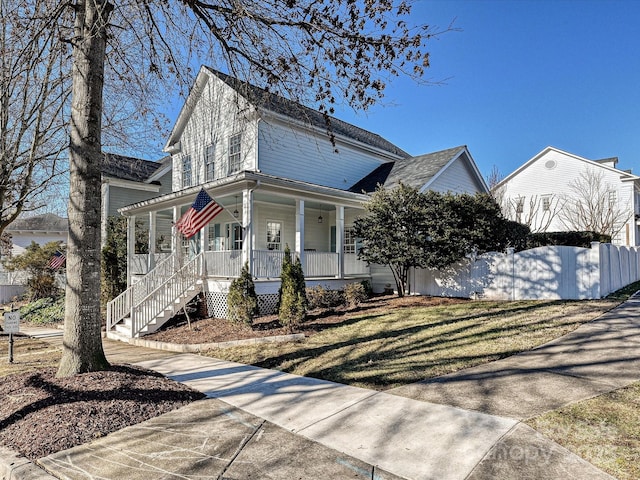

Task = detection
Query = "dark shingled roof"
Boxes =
[349,162,395,193]
[205,67,410,159]
[594,156,619,166]
[101,153,165,183]
[349,146,467,193]
[7,213,68,232]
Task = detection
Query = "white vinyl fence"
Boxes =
[371,242,640,301]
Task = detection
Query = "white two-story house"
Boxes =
[106,66,488,338]
[496,146,640,245]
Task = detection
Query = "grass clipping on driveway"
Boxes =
[203,298,618,390]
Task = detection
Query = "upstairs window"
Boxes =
[608,190,617,206]
[541,195,551,212]
[515,196,524,223]
[228,133,242,173]
[182,155,192,188]
[205,144,215,182]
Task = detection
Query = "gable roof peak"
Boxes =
[193,66,410,158]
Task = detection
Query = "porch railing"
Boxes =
[253,250,286,278]
[106,252,178,331]
[130,253,172,276]
[131,253,203,337]
[305,252,338,277]
[203,250,243,278]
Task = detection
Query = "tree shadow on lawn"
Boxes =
[251,300,597,390]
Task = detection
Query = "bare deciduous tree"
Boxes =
[491,165,563,234]
[44,0,446,376]
[0,0,70,237]
[559,169,631,241]
[502,194,564,233]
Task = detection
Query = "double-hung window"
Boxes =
[205,144,215,182]
[541,195,551,212]
[182,155,192,188]
[228,134,242,174]
[514,196,525,223]
[266,221,281,250]
[344,227,356,254]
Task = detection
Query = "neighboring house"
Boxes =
[101,153,173,253]
[106,66,488,338]
[496,146,640,246]
[4,213,68,257]
[1,213,68,298]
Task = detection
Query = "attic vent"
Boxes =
[544,160,557,170]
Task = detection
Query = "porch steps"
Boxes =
[110,281,203,339]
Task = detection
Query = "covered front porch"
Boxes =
[107,172,371,338]
[123,172,370,282]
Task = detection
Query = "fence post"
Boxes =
[506,247,515,301]
[590,242,601,299]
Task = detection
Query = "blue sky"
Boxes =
[154,0,640,180]
[329,0,640,179]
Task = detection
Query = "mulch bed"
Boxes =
[0,365,204,461]
[146,295,465,344]
[1,294,464,462]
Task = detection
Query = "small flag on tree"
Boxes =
[176,189,223,238]
[48,251,66,270]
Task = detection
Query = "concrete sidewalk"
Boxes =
[6,298,639,479]
[390,299,640,420]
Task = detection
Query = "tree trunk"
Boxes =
[390,264,406,298]
[57,0,113,377]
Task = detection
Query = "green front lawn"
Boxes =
[203,297,618,390]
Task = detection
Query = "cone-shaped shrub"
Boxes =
[278,245,307,329]
[227,262,258,325]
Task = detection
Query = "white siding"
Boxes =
[258,119,392,190]
[500,149,637,245]
[428,156,485,194]
[171,76,259,191]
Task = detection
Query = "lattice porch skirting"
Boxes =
[203,292,279,319]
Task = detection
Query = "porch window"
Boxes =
[344,226,356,254]
[205,144,215,182]
[228,133,242,173]
[182,155,192,188]
[266,221,281,250]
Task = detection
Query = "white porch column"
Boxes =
[296,199,305,272]
[200,221,208,253]
[172,205,180,253]
[126,215,136,287]
[148,211,156,272]
[336,205,344,278]
[243,188,254,275]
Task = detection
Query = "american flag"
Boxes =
[176,189,223,238]
[48,250,66,270]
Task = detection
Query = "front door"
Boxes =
[227,223,243,250]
